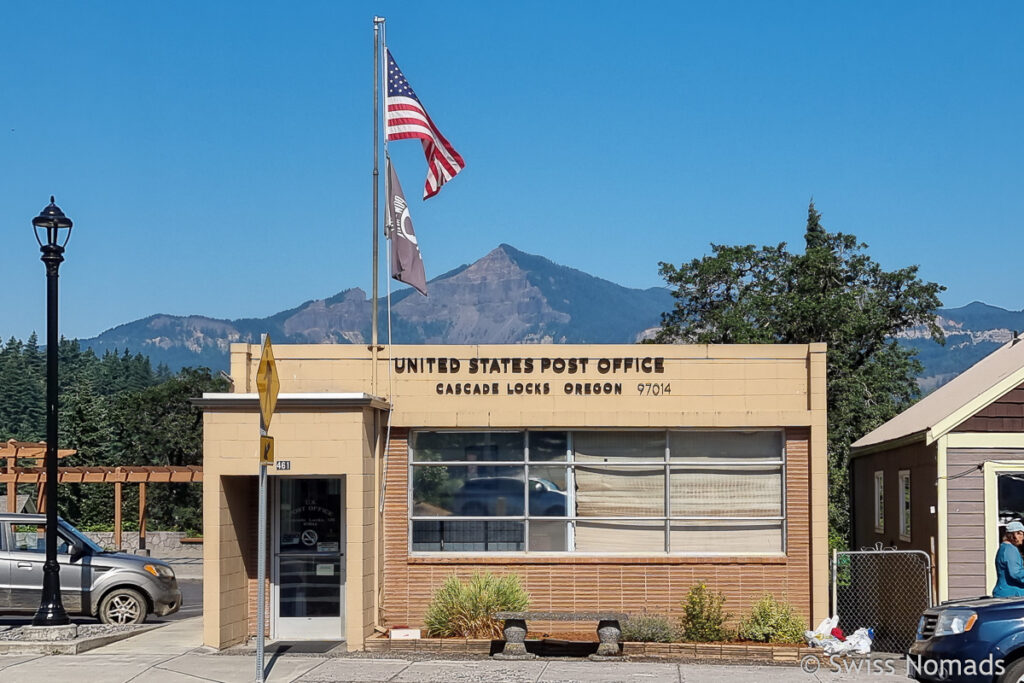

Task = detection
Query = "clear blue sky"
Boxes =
[2,2,1023,343]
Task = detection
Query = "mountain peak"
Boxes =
[958,300,1019,315]
[325,287,368,306]
[479,244,518,264]
[495,243,523,256]
[477,243,529,268]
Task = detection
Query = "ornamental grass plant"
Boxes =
[622,613,678,643]
[423,572,531,638]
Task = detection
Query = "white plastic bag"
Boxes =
[804,616,839,647]
[822,638,854,655]
[846,627,873,655]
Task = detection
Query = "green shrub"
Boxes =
[679,582,732,642]
[423,572,530,638]
[622,614,678,643]
[737,594,807,644]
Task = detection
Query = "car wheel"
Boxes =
[99,588,148,625]
[1000,657,1024,683]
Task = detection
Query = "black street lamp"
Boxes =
[31,196,72,627]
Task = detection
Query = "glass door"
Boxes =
[272,478,345,640]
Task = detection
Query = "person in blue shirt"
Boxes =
[993,521,1024,597]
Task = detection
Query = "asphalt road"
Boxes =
[158,578,201,622]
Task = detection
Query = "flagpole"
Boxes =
[372,16,385,394]
[381,20,393,352]
[381,20,389,165]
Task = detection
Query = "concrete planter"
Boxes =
[367,635,813,664]
[365,636,494,654]
[622,641,813,663]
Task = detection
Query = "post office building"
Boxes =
[197,343,828,649]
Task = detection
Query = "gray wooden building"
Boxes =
[851,337,1024,602]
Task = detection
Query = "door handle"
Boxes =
[17,562,33,569]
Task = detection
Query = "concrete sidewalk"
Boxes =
[0,656,884,682]
[0,618,883,682]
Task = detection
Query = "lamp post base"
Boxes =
[31,606,71,627]
[32,562,70,626]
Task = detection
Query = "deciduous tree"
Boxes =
[653,202,945,546]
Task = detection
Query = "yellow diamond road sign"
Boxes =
[256,336,280,430]
[260,435,274,465]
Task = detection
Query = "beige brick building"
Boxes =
[198,343,828,649]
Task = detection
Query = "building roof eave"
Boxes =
[849,429,930,458]
[192,392,391,412]
[851,339,1024,453]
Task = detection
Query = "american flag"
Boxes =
[386,49,465,199]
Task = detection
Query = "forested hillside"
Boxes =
[0,335,227,532]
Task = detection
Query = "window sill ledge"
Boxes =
[407,554,790,565]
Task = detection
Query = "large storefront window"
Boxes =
[410,430,785,554]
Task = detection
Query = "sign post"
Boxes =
[255,335,279,683]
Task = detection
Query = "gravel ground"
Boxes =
[0,623,144,640]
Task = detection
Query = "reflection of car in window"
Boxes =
[452,477,566,516]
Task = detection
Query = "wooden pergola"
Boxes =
[1,440,203,550]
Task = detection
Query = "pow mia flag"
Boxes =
[386,158,428,296]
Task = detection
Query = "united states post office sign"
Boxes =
[391,355,672,398]
[392,355,665,375]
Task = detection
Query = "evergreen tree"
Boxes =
[23,333,44,376]
[58,378,115,524]
[654,202,945,546]
[155,362,173,383]
[109,367,228,531]
[0,337,45,441]
[0,334,221,530]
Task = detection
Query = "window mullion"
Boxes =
[664,428,671,553]
[568,432,575,552]
[781,434,788,553]
[524,431,530,552]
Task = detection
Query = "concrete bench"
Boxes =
[492,611,627,660]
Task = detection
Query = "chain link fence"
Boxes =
[832,547,933,654]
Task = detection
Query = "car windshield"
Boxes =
[58,519,105,554]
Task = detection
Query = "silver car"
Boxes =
[0,513,181,624]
